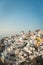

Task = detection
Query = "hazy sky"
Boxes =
[0,0,43,34]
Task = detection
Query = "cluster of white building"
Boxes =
[0,30,43,65]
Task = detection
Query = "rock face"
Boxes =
[0,30,43,65]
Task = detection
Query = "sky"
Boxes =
[0,0,43,34]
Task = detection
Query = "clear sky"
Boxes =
[0,0,43,34]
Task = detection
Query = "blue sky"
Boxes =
[0,0,43,34]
